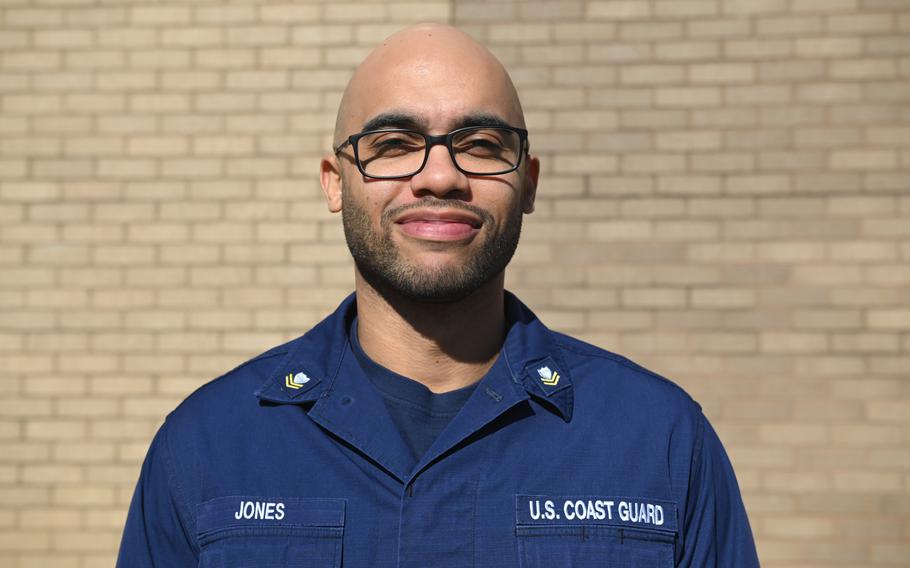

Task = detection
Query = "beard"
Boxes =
[341,190,523,303]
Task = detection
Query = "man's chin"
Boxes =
[357,261,491,305]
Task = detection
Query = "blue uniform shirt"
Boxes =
[118,292,760,567]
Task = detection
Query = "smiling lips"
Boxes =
[394,210,482,241]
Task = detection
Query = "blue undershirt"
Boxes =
[349,316,477,463]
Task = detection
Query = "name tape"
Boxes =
[196,496,344,535]
[516,495,677,532]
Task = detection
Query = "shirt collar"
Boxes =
[256,291,573,422]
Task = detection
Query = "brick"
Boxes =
[798,83,864,104]
[654,40,719,61]
[131,5,191,25]
[757,15,824,35]
[553,154,618,174]
[554,199,620,219]
[792,0,858,10]
[587,1,651,20]
[589,88,654,108]
[25,421,86,441]
[653,220,719,240]
[760,63,829,87]
[22,464,84,484]
[868,126,910,145]
[833,472,902,493]
[723,128,791,150]
[194,4,256,24]
[692,108,757,127]
[763,517,836,539]
[830,242,898,262]
[691,288,756,309]
[761,332,829,353]
[554,110,619,132]
[830,150,898,170]
[3,8,64,26]
[687,17,752,38]
[53,486,116,507]
[0,531,50,551]
[724,39,792,59]
[828,13,895,33]
[654,1,717,17]
[759,423,829,445]
[692,153,755,173]
[690,63,755,84]
[33,72,93,92]
[687,243,755,263]
[522,88,586,109]
[554,66,617,86]
[657,175,722,195]
[619,64,685,85]
[866,35,910,56]
[655,87,721,107]
[260,3,320,23]
[831,58,898,79]
[621,153,686,173]
[622,288,686,308]
[619,21,684,41]
[867,309,910,330]
[19,509,82,529]
[3,51,61,72]
[866,400,910,423]
[324,3,386,22]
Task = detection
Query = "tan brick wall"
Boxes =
[1,0,908,565]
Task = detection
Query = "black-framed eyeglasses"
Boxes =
[333,125,529,179]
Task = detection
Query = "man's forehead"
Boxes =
[335,24,525,137]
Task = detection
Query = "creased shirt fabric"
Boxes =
[117,292,760,568]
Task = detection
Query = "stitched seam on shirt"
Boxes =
[161,418,200,555]
[556,337,697,404]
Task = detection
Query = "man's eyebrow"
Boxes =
[452,113,514,130]
[361,112,425,132]
[360,112,517,133]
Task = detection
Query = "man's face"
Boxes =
[324,29,538,303]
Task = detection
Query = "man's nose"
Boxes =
[409,143,470,198]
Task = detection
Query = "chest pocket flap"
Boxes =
[197,496,345,568]
[515,495,677,568]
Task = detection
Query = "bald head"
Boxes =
[334,24,526,143]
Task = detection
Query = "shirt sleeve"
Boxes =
[678,412,760,567]
[117,420,198,567]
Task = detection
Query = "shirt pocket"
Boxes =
[196,496,345,568]
[514,495,677,568]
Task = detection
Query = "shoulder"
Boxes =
[553,331,702,421]
[164,337,295,426]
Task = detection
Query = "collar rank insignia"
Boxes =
[285,372,310,390]
[525,356,570,398]
[537,366,559,386]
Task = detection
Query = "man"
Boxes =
[118,24,759,567]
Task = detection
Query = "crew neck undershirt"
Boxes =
[349,316,478,463]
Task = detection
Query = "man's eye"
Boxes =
[457,137,504,154]
[364,135,423,155]
[377,138,419,148]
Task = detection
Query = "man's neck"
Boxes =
[353,272,506,394]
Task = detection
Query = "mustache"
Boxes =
[381,198,494,227]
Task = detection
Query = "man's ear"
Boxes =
[320,154,343,213]
[521,154,540,214]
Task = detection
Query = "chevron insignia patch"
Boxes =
[284,372,310,390]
